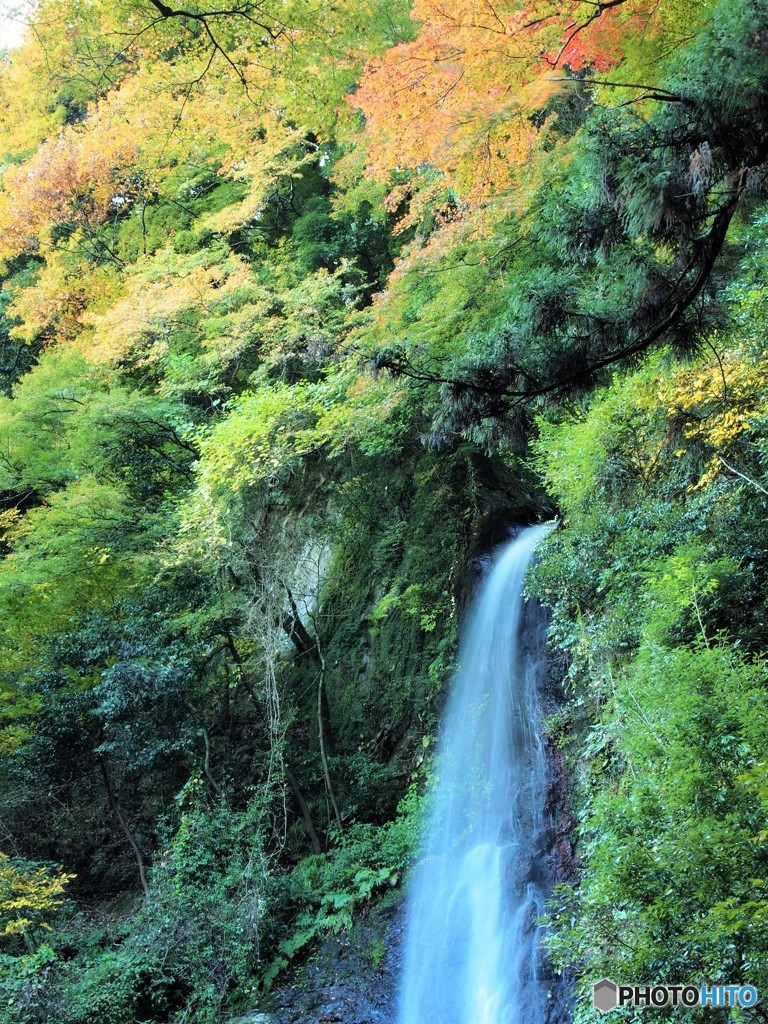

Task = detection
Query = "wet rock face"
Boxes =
[545,743,577,885]
[540,645,577,1024]
[266,903,402,1024]
[249,581,576,1024]
[538,623,577,889]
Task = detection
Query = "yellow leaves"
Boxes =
[82,547,112,567]
[656,343,768,489]
[517,70,576,109]
[0,508,21,543]
[201,118,314,235]
[7,252,114,345]
[82,248,257,369]
[0,35,318,291]
[543,339,768,510]
[0,853,75,941]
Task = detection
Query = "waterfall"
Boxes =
[397,524,553,1024]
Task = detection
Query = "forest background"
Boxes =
[0,0,767,1021]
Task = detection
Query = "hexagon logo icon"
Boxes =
[593,978,619,1012]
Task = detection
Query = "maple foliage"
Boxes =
[6,251,102,344]
[350,0,699,199]
[0,132,137,267]
[0,0,141,157]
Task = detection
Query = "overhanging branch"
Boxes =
[377,165,760,408]
[145,0,286,89]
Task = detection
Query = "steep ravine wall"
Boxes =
[257,531,574,1024]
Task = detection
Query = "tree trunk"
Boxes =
[100,763,149,896]
[317,646,343,833]
[284,764,323,854]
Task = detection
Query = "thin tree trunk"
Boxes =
[284,764,323,854]
[317,645,343,833]
[200,727,224,797]
[100,763,149,896]
[718,454,768,495]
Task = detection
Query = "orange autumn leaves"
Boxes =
[0,0,649,275]
[0,130,137,267]
[350,0,644,199]
[0,0,676,353]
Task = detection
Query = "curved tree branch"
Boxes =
[378,164,762,408]
[144,0,285,90]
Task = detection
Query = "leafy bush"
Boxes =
[545,643,768,1017]
[0,793,275,1024]
[261,784,424,989]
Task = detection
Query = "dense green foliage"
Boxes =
[532,220,768,1015]
[1,0,768,1020]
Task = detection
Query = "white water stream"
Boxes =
[397,524,552,1024]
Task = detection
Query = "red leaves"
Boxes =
[0,131,137,265]
[350,0,637,200]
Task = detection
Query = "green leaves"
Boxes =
[557,643,768,984]
[535,216,768,1000]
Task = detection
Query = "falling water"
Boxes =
[397,524,553,1024]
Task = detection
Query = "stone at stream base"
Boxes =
[261,899,402,1024]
